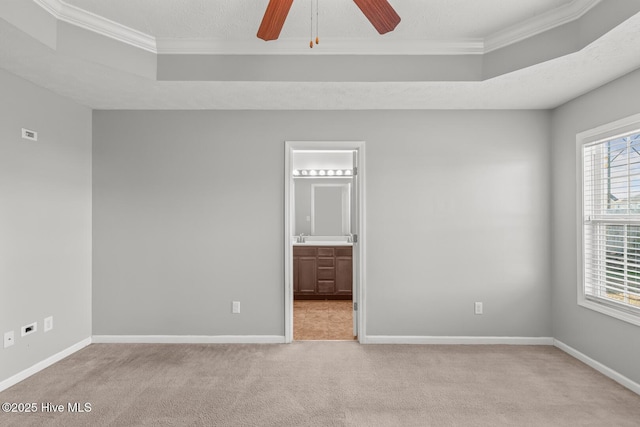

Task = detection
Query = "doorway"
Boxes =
[284,141,366,343]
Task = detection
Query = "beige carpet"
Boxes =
[1,343,639,426]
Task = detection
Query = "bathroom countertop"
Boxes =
[293,241,353,246]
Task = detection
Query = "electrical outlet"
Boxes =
[4,331,15,348]
[474,302,483,315]
[232,301,241,314]
[21,322,37,337]
[44,316,53,332]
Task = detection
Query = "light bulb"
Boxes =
[327,170,335,176]
[309,170,318,176]
[319,170,326,176]
[293,169,300,176]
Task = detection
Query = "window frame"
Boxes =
[576,112,640,327]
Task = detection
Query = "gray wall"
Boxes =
[0,70,92,383]
[551,68,640,385]
[93,110,551,338]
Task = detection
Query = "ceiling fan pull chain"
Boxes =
[316,0,319,45]
[310,0,314,48]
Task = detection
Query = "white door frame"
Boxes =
[284,141,366,343]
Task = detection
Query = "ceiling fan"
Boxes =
[257,0,401,41]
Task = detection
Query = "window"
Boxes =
[579,113,640,326]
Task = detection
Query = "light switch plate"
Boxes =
[232,301,241,314]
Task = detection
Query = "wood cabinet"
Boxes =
[335,252,352,295]
[293,246,352,299]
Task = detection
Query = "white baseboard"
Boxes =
[554,339,640,396]
[91,335,286,344]
[0,337,91,393]
[364,335,554,345]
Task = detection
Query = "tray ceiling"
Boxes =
[1,0,639,110]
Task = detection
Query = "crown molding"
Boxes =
[33,0,156,52]
[156,38,485,56]
[33,0,602,56]
[484,0,602,52]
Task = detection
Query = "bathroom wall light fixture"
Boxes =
[293,169,353,177]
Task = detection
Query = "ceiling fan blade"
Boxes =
[257,0,295,41]
[352,0,401,34]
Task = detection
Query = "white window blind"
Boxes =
[582,130,640,318]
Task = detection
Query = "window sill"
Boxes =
[578,298,640,327]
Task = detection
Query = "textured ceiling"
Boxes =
[1,0,639,110]
[2,9,639,110]
[63,0,571,40]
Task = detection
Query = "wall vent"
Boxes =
[21,128,38,141]
[21,321,37,337]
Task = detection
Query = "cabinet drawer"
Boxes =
[317,247,335,257]
[318,268,335,280]
[336,247,352,257]
[293,247,316,257]
[318,280,335,293]
[317,257,334,268]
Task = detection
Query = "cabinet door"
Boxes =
[298,257,317,294]
[318,280,335,294]
[335,256,353,295]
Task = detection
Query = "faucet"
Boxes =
[298,233,306,243]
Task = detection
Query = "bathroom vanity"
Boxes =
[293,244,352,300]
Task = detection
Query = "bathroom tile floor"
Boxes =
[294,300,356,341]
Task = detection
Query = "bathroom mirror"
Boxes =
[294,179,351,236]
[312,184,351,235]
